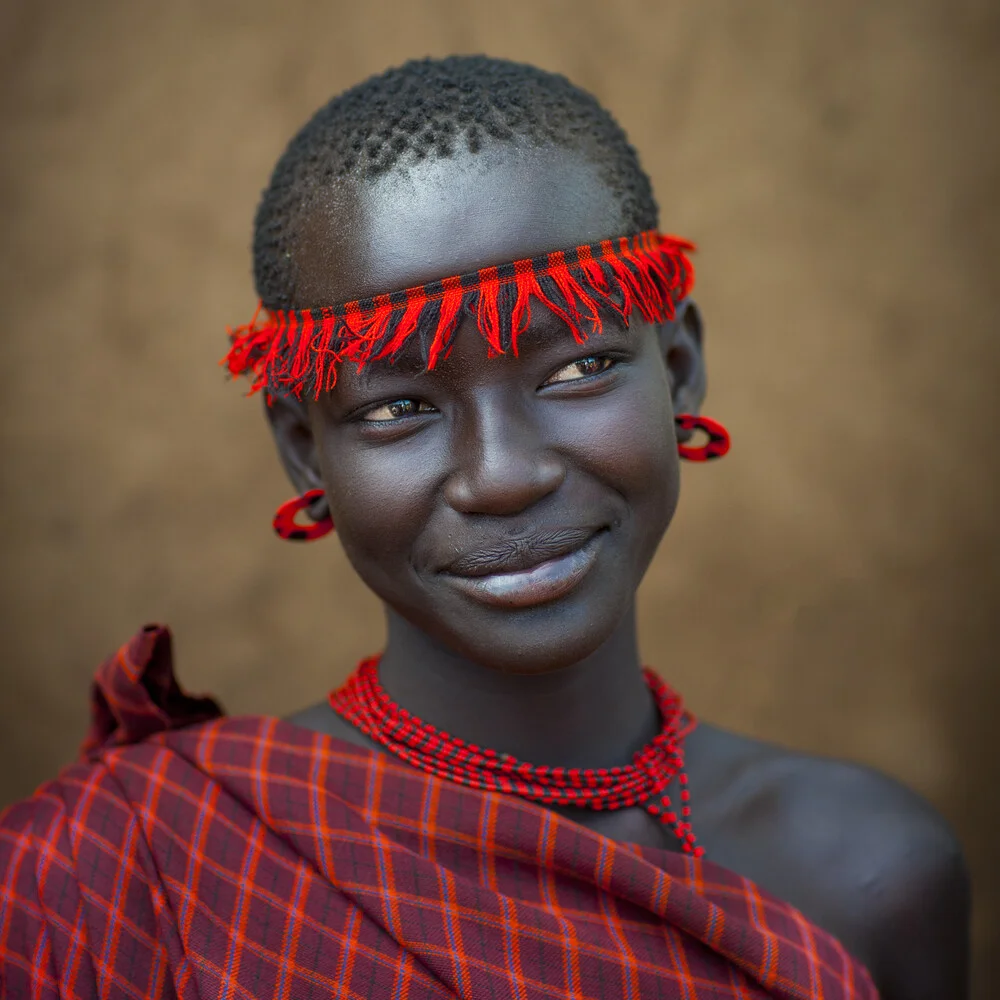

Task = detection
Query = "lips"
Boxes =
[439,527,607,609]
[442,527,601,578]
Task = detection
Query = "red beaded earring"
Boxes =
[675,414,730,461]
[272,488,334,541]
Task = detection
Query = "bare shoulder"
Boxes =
[285,700,383,754]
[690,723,971,999]
[770,746,971,999]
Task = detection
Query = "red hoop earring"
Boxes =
[675,414,730,461]
[273,489,334,541]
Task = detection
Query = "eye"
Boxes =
[361,398,435,422]
[543,354,617,385]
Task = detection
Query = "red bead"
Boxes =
[328,657,700,846]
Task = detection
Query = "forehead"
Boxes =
[289,143,628,308]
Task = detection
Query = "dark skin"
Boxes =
[270,143,970,998]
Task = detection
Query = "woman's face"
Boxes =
[272,143,702,672]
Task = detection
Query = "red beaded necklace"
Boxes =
[329,658,705,857]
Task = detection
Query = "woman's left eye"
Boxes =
[543,355,616,385]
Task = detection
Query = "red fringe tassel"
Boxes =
[224,231,695,400]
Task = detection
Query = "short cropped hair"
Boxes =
[253,55,659,308]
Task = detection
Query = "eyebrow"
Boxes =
[351,308,637,391]
[515,309,634,352]
[356,351,434,384]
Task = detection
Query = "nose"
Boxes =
[443,400,566,516]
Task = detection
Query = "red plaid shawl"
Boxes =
[1,627,877,999]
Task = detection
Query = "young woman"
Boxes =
[0,56,969,999]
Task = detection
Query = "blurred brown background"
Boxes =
[0,0,997,991]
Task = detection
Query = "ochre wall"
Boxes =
[1,1,997,989]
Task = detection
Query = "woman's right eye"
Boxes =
[360,398,432,422]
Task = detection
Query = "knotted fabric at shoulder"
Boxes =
[80,624,223,755]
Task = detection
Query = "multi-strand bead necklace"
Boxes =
[329,658,705,857]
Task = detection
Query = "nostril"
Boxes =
[443,452,566,516]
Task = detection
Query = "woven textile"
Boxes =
[0,627,877,999]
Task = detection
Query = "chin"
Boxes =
[415,588,632,674]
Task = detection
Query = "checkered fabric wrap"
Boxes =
[0,627,878,999]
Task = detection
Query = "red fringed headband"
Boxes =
[224,230,695,400]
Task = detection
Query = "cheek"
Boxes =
[313,429,438,587]
[610,403,680,573]
[557,382,679,526]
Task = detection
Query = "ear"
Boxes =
[656,297,707,427]
[263,393,330,521]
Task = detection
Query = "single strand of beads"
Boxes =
[329,658,705,857]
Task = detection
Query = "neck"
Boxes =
[376,604,659,770]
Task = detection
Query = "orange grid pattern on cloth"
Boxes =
[224,231,696,400]
[0,627,877,999]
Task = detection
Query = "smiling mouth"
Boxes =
[441,529,606,609]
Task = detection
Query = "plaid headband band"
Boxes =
[224,230,695,401]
